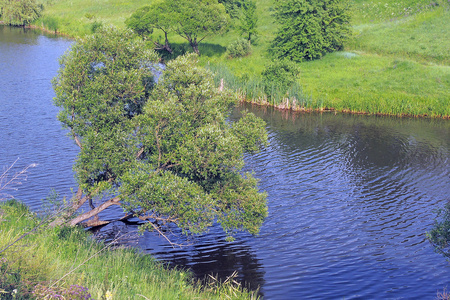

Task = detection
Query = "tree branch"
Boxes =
[68,197,121,226]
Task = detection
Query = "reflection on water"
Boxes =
[1,27,450,299]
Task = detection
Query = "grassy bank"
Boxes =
[30,0,450,118]
[0,200,257,299]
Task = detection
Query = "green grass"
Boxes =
[0,200,258,299]
[30,0,450,117]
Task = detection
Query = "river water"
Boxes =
[1,27,450,299]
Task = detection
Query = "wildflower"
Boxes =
[105,290,113,300]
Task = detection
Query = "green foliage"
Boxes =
[219,0,243,18]
[125,3,174,53]
[271,0,353,61]
[167,0,229,54]
[127,0,229,55]
[427,202,450,259]
[0,0,43,26]
[227,38,252,58]
[262,59,300,96]
[237,0,258,41]
[53,27,268,239]
[125,5,154,37]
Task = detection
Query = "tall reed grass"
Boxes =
[207,63,317,111]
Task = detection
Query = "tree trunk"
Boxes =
[68,197,121,226]
[189,37,200,55]
[164,32,173,54]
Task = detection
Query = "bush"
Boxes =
[262,60,300,96]
[227,39,251,58]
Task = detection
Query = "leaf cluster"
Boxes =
[227,39,252,58]
[262,59,300,96]
[271,0,352,61]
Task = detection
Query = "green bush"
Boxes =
[271,0,352,61]
[227,38,251,58]
[262,59,300,96]
[427,201,450,259]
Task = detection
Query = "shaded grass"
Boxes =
[0,200,258,299]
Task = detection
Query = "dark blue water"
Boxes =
[0,26,77,208]
[1,27,450,299]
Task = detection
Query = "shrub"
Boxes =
[262,60,300,96]
[227,39,251,58]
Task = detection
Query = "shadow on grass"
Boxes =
[156,42,227,62]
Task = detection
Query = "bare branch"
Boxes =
[0,158,37,201]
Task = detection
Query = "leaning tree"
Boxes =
[52,26,268,241]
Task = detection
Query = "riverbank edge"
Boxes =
[0,200,258,299]
[239,93,450,120]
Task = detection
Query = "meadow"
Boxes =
[32,0,450,118]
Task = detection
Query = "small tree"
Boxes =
[271,0,352,61]
[125,3,174,54]
[0,0,43,26]
[171,0,229,55]
[262,60,300,96]
[53,26,268,241]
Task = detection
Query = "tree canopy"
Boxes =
[125,3,174,53]
[237,0,258,42]
[271,0,352,61]
[127,0,229,55]
[53,26,268,241]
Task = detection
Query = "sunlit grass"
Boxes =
[31,0,450,117]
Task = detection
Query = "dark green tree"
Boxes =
[218,0,242,19]
[0,0,42,26]
[53,26,268,241]
[271,0,352,61]
[237,0,258,42]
